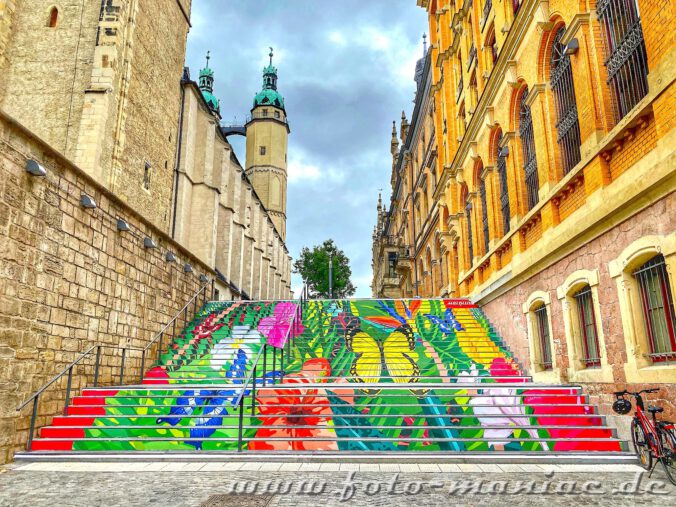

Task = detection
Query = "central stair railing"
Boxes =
[234,285,307,451]
[16,279,216,451]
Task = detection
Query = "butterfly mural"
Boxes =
[345,326,420,393]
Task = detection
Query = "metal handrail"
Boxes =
[16,279,215,451]
[143,280,213,352]
[139,279,214,381]
[233,289,304,408]
[17,346,97,412]
[234,284,307,452]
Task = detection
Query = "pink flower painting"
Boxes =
[257,302,304,348]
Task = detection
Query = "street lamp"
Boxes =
[328,251,333,299]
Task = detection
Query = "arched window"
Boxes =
[533,303,553,370]
[573,285,601,367]
[634,254,676,359]
[550,27,581,174]
[479,178,489,255]
[496,131,510,235]
[597,0,649,122]
[48,7,58,28]
[519,87,539,210]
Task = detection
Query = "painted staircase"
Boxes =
[21,299,629,457]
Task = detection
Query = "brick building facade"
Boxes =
[374,0,675,420]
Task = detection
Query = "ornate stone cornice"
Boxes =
[524,83,547,107]
[561,13,591,46]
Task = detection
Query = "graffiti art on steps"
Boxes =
[32,300,621,453]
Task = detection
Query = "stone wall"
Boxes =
[0,0,100,157]
[172,82,292,300]
[482,193,676,421]
[0,111,215,464]
[0,0,193,233]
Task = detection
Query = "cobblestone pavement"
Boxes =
[0,462,674,506]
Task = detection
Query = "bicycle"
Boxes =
[612,388,676,484]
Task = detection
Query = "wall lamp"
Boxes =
[25,160,47,177]
[199,274,209,283]
[116,219,130,232]
[144,237,157,249]
[184,263,193,273]
[80,194,97,209]
[165,251,177,262]
[564,38,579,55]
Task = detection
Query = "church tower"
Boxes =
[245,48,290,240]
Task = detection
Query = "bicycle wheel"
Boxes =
[659,427,676,485]
[631,418,652,470]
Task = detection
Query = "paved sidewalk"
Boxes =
[0,462,673,506]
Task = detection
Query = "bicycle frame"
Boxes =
[631,392,664,459]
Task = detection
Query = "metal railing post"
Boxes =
[237,398,244,452]
[64,366,73,415]
[157,332,164,363]
[272,346,276,384]
[120,348,126,384]
[280,347,284,383]
[211,279,215,300]
[262,345,267,387]
[183,307,187,327]
[251,365,257,416]
[140,350,146,383]
[93,346,101,387]
[27,397,39,451]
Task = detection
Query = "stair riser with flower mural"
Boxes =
[26,299,627,454]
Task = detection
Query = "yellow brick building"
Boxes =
[375,0,675,416]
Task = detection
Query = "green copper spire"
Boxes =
[253,47,285,110]
[199,51,220,115]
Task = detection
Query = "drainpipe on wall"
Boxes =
[170,71,188,239]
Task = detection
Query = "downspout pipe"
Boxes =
[171,70,188,238]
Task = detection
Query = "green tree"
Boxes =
[293,239,356,298]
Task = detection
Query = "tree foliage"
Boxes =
[293,239,356,298]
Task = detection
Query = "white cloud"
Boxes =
[328,30,347,46]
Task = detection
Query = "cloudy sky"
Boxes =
[186,1,428,297]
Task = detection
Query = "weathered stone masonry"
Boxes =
[0,111,213,463]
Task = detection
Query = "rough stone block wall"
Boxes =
[111,0,191,232]
[0,0,100,159]
[481,193,676,421]
[0,112,214,464]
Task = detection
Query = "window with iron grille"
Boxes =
[480,180,489,254]
[496,131,510,235]
[466,201,474,266]
[519,88,539,209]
[574,286,601,367]
[597,0,649,122]
[634,255,676,361]
[550,27,581,175]
[482,0,493,31]
[534,305,552,370]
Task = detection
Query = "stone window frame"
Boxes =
[609,233,676,383]
[522,290,561,382]
[556,269,614,384]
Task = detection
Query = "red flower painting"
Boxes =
[248,358,339,451]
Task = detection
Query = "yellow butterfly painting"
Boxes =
[345,325,420,394]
